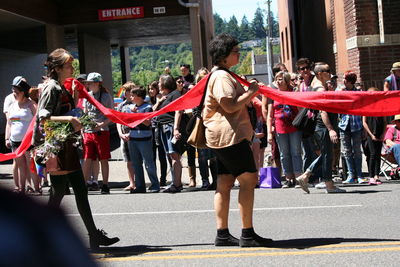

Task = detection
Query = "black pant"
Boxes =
[49,170,97,235]
[187,145,196,167]
[366,136,382,177]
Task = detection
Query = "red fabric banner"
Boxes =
[1,73,400,162]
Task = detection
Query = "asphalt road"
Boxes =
[2,175,400,266]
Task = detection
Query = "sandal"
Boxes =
[123,185,135,191]
[26,186,35,194]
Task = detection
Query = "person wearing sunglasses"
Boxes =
[295,58,321,187]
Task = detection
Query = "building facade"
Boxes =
[0,0,214,149]
[278,0,400,89]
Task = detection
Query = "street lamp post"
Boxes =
[266,0,274,85]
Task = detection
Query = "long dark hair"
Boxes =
[44,48,73,80]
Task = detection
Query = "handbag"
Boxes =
[292,108,317,138]
[187,117,207,149]
[259,167,282,188]
[187,70,215,149]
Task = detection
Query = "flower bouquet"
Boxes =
[34,111,96,169]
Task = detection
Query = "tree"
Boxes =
[265,10,279,38]
[251,7,266,39]
[214,13,225,35]
[226,15,240,39]
[238,16,253,42]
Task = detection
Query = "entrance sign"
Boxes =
[98,7,144,21]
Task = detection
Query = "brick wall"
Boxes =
[331,0,400,89]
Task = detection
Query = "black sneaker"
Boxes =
[130,188,146,194]
[101,184,110,194]
[88,183,100,191]
[89,229,120,249]
[215,233,240,246]
[239,234,273,247]
[162,184,181,193]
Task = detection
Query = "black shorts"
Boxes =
[212,140,257,177]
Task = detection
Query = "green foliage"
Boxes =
[72,59,80,78]
[239,16,253,42]
[110,11,280,91]
[252,7,266,39]
[238,51,253,75]
[226,15,240,39]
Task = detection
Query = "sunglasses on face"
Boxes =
[321,69,331,73]
[298,66,310,71]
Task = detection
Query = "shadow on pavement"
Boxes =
[0,173,13,180]
[267,237,400,249]
[92,243,214,257]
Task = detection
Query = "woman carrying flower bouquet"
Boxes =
[33,48,119,249]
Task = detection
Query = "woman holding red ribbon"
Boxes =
[203,34,272,247]
[33,48,119,249]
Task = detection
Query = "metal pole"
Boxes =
[266,0,273,84]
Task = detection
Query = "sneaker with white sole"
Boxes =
[342,177,356,184]
[357,178,369,184]
[314,182,326,189]
[326,187,346,194]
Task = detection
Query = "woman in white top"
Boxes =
[5,78,36,194]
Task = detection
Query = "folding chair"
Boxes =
[380,124,399,180]
[380,151,398,180]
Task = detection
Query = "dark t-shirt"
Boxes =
[180,74,195,90]
[156,90,182,125]
[316,111,338,130]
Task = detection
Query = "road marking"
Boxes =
[66,204,362,217]
[97,246,400,262]
[141,241,400,255]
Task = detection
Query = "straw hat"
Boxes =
[391,62,400,72]
[392,114,400,123]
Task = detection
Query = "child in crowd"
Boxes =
[128,87,160,193]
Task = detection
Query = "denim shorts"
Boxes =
[160,123,186,155]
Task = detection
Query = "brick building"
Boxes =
[278,0,400,89]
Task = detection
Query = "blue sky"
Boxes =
[212,0,278,22]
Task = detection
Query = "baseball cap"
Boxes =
[11,76,31,91]
[86,72,102,82]
[77,74,87,81]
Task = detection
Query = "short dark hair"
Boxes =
[313,62,329,74]
[296,58,312,69]
[180,64,191,70]
[159,74,176,92]
[344,70,357,84]
[272,63,287,76]
[209,33,239,65]
[130,86,147,99]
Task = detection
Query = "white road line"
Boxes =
[65,204,362,217]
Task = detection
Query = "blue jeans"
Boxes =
[389,144,400,165]
[276,131,303,176]
[307,127,333,182]
[128,138,160,191]
[340,129,363,178]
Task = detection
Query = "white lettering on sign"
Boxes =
[98,6,144,21]
[153,6,166,14]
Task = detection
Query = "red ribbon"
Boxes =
[1,73,400,162]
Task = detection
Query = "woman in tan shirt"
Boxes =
[203,34,272,247]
